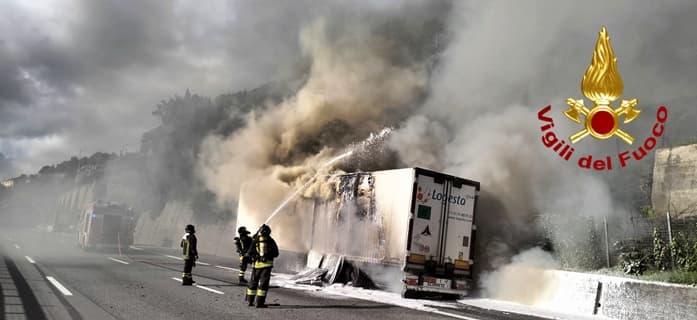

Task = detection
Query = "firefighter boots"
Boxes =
[238,275,248,284]
[182,273,194,286]
[255,296,267,308]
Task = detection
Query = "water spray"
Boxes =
[263,150,354,224]
[263,127,393,225]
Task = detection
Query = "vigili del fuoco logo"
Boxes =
[537,26,668,171]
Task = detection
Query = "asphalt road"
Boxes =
[0,228,547,320]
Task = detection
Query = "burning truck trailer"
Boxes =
[237,167,480,299]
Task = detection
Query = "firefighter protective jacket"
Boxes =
[181,232,198,260]
[235,235,253,255]
[247,235,279,269]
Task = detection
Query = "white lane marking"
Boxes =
[194,284,224,295]
[128,246,144,251]
[432,310,479,320]
[108,257,130,265]
[46,276,73,296]
[215,265,238,271]
[164,255,183,261]
[14,243,20,249]
[171,277,224,295]
[25,256,36,264]
[196,261,210,266]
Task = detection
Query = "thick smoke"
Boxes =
[193,0,697,277]
[198,18,430,214]
[3,0,696,303]
[386,0,697,296]
[479,248,560,303]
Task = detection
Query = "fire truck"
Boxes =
[77,201,135,251]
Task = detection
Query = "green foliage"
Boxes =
[652,225,697,273]
[653,228,671,271]
[670,231,697,272]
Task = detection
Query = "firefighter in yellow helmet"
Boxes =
[244,224,279,308]
[180,224,198,285]
[234,226,253,284]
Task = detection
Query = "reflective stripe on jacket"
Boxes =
[181,233,197,260]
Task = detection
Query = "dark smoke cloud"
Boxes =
[5,0,439,173]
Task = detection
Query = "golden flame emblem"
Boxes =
[563,26,641,144]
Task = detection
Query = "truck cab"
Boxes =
[77,201,135,251]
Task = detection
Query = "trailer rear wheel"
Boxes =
[401,288,419,299]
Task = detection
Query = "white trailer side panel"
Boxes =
[371,168,415,264]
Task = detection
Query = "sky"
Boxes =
[1,0,696,181]
[0,0,346,178]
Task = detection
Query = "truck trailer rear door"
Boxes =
[442,179,477,266]
[409,169,479,266]
[409,170,448,260]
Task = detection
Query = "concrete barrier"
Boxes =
[539,270,697,319]
[134,200,236,257]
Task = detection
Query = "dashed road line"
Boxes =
[25,256,36,264]
[171,277,224,295]
[14,243,20,249]
[196,261,210,266]
[128,246,144,251]
[46,276,73,296]
[215,265,238,271]
[108,257,130,265]
[164,255,183,261]
[193,284,225,295]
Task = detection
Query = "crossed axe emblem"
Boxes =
[563,98,641,144]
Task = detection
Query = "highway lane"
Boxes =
[0,228,455,320]
[1,228,548,320]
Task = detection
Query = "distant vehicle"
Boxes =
[237,167,480,298]
[77,201,135,251]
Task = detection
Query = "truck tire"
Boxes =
[401,288,419,299]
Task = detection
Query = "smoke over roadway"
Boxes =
[2,0,696,303]
[195,1,697,300]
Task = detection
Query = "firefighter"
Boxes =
[234,226,253,283]
[180,224,198,285]
[244,224,279,308]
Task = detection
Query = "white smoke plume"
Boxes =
[389,0,697,276]
[198,18,428,237]
[194,0,696,294]
[479,247,561,304]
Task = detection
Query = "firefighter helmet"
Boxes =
[238,226,250,235]
[259,224,271,236]
[185,224,196,233]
